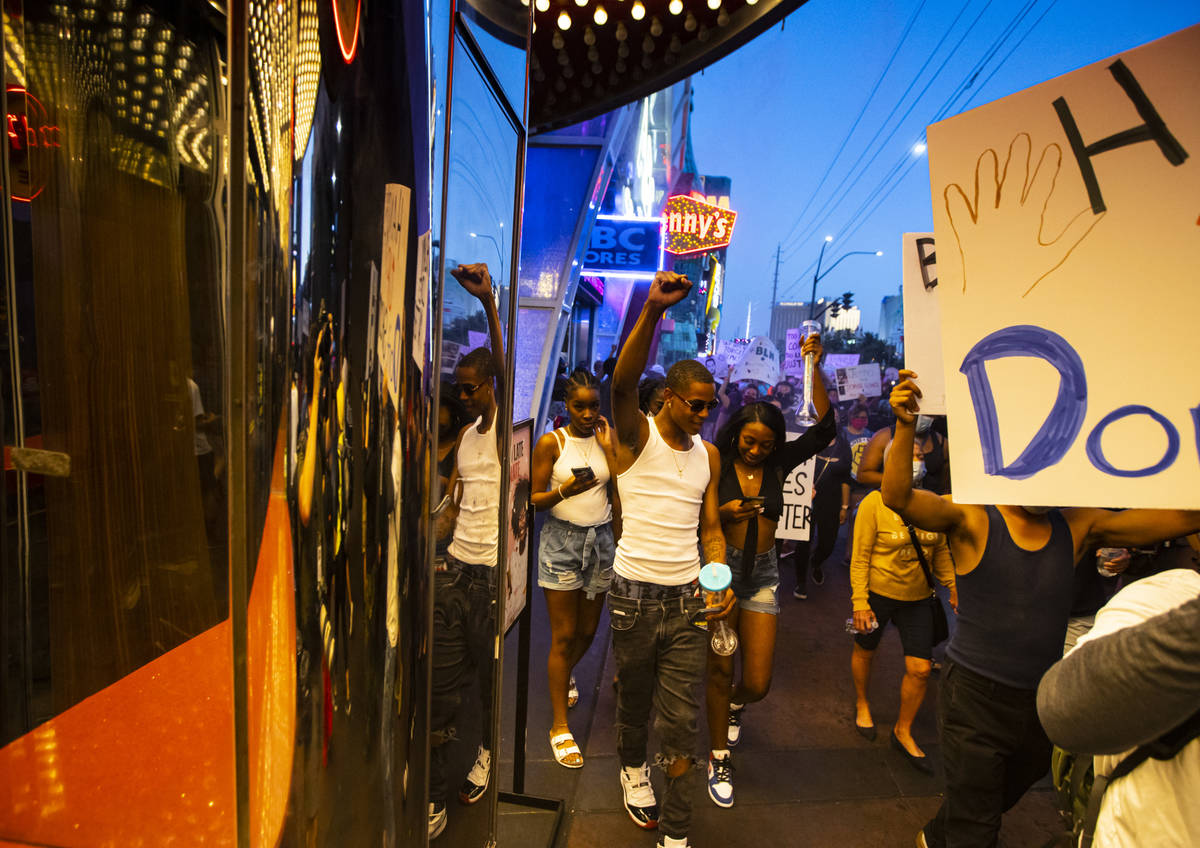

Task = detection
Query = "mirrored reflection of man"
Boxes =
[428,263,505,839]
[607,271,734,848]
[881,370,1200,848]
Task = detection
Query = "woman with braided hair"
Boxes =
[530,367,616,769]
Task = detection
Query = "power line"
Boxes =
[775,1,1050,301]
[780,0,997,263]
[773,0,930,253]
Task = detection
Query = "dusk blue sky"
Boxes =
[689,0,1199,338]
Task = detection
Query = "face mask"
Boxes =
[850,417,868,430]
[915,414,933,434]
[912,459,926,484]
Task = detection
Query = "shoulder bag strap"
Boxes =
[905,523,937,594]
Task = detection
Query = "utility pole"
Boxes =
[769,243,781,342]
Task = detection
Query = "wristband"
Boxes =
[557,484,566,499]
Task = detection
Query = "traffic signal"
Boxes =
[829,301,841,319]
[841,292,854,311]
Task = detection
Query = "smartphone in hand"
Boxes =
[571,466,595,482]
[741,496,765,508]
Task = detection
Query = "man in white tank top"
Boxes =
[607,271,733,848]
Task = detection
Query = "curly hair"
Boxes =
[714,401,788,463]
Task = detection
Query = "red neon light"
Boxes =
[332,0,361,64]
[661,194,737,256]
[6,86,59,203]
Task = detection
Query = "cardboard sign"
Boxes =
[716,338,749,369]
[902,232,946,414]
[730,336,781,385]
[783,328,803,376]
[825,353,861,370]
[835,363,882,401]
[377,184,412,403]
[927,25,1200,508]
[777,437,814,541]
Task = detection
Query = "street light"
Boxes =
[468,230,505,287]
[809,237,881,320]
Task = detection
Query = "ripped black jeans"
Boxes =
[609,574,707,840]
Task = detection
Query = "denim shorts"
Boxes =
[726,545,780,615]
[537,514,615,599]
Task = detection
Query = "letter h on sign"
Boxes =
[1053,59,1189,214]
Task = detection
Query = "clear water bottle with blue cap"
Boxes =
[699,562,738,656]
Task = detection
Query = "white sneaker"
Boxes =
[620,762,660,829]
[458,745,491,805]
[707,752,734,808]
[658,836,690,848]
[428,801,447,839]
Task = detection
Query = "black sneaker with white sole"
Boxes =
[620,762,659,829]
[428,801,447,839]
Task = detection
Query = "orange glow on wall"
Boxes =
[661,194,736,255]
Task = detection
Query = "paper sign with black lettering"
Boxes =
[729,336,781,385]
[835,363,882,401]
[927,24,1200,508]
[783,328,803,376]
[902,232,946,414]
[777,440,814,542]
[581,215,662,276]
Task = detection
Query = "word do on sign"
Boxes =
[662,194,737,256]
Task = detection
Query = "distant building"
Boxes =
[770,299,860,352]
[879,290,903,355]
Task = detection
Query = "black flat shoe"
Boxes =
[855,722,877,741]
[891,731,933,774]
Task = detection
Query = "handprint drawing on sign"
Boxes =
[944,133,1105,296]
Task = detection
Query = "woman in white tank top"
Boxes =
[530,368,617,769]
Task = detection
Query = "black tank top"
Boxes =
[947,506,1076,689]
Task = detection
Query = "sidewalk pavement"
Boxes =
[499,525,1068,848]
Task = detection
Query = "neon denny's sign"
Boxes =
[662,195,737,256]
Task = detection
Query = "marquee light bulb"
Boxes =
[746,0,759,5]
[593,5,607,24]
[557,10,571,29]
[536,0,549,10]
[575,0,587,6]
[631,1,645,20]
[668,0,683,14]
[707,0,720,8]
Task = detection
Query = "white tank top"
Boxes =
[448,411,501,567]
[549,428,612,526]
[614,416,710,585]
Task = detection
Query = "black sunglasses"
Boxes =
[677,397,720,413]
[455,381,485,397]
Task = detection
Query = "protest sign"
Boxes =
[824,353,860,371]
[440,339,463,378]
[504,420,533,633]
[835,363,882,401]
[902,232,946,414]
[927,24,1200,508]
[377,184,411,402]
[729,336,781,385]
[716,338,749,369]
[777,439,814,541]
[783,328,803,376]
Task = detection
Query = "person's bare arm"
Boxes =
[701,441,735,619]
[612,271,692,455]
[881,371,966,533]
[1064,508,1200,563]
[451,263,506,417]
[855,428,890,487]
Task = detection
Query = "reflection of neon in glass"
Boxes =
[333,0,361,64]
[6,86,60,203]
